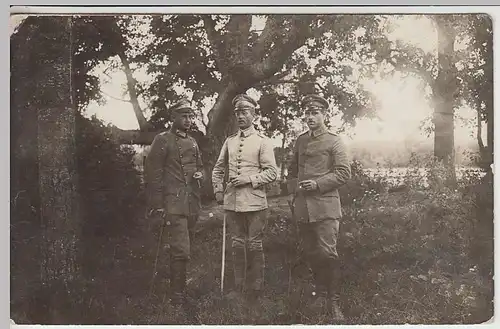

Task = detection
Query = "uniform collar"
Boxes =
[309,125,327,138]
[170,127,188,138]
[239,125,256,137]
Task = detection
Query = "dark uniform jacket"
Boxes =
[145,128,203,216]
[287,126,351,222]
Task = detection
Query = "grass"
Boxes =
[10,171,494,325]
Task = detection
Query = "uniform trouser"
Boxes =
[163,214,198,261]
[292,218,341,300]
[155,214,198,304]
[226,210,267,292]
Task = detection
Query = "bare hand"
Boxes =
[299,180,318,191]
[147,208,165,231]
[215,192,224,205]
[230,176,251,187]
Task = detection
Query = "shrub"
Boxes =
[76,114,145,240]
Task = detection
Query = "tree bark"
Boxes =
[10,16,43,323]
[477,109,485,152]
[35,16,82,323]
[433,15,457,186]
[117,50,149,130]
[280,107,289,180]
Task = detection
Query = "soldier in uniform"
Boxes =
[212,94,278,301]
[287,94,351,321]
[144,98,204,306]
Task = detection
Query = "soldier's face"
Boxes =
[174,112,195,130]
[304,107,325,130]
[234,108,255,129]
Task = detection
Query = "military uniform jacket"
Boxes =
[212,126,278,212]
[145,128,203,216]
[287,126,351,223]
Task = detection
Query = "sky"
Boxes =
[74,14,484,149]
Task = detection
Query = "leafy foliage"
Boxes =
[76,113,145,240]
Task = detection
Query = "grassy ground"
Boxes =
[11,174,494,325]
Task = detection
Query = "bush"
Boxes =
[338,178,493,324]
[76,114,145,239]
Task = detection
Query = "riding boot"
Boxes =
[170,258,187,306]
[225,245,246,302]
[308,261,329,315]
[326,260,345,322]
[246,245,265,304]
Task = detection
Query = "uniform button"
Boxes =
[166,221,171,226]
[239,149,242,153]
[184,173,187,176]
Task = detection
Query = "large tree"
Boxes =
[11,16,83,323]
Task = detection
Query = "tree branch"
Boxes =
[101,90,131,103]
[251,16,281,59]
[118,49,149,130]
[252,16,333,81]
[201,15,226,71]
[386,57,435,88]
[110,126,161,145]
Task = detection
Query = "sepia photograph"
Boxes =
[10,7,494,326]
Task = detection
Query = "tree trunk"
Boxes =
[433,16,457,186]
[34,16,83,323]
[484,25,494,174]
[10,16,43,323]
[118,50,149,130]
[486,109,493,171]
[279,107,289,180]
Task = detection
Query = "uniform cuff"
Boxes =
[315,179,326,193]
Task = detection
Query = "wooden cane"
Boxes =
[221,211,227,294]
[149,214,165,298]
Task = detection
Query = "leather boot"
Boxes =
[225,246,246,301]
[326,260,345,322]
[246,247,265,304]
[170,258,187,306]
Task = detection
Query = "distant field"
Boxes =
[363,167,485,187]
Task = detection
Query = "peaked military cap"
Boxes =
[301,94,329,109]
[170,97,194,114]
[232,94,258,110]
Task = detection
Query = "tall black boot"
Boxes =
[308,260,329,315]
[326,260,345,322]
[246,247,265,304]
[170,258,187,306]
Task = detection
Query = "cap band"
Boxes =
[234,100,256,109]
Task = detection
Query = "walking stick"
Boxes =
[149,213,166,298]
[221,212,227,294]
